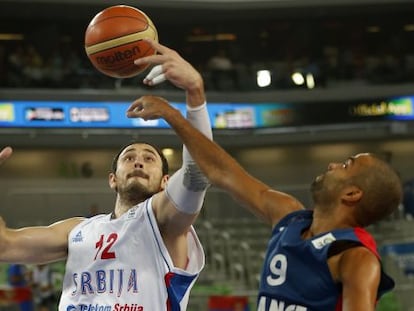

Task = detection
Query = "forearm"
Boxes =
[164,108,239,188]
[185,76,205,108]
[166,102,212,215]
[184,76,211,158]
[185,102,213,157]
[127,95,237,187]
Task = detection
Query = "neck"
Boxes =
[112,204,131,219]
[307,206,357,237]
[112,196,144,219]
[304,208,338,237]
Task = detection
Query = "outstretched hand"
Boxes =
[126,95,176,121]
[0,147,13,165]
[134,38,203,92]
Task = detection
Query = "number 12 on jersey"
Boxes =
[94,233,118,260]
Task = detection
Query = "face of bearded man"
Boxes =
[110,143,167,205]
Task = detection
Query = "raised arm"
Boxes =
[0,147,84,264]
[135,38,205,109]
[131,40,212,237]
[127,97,304,227]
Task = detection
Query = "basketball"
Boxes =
[84,5,158,79]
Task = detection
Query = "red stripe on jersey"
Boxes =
[335,295,342,311]
[353,227,379,258]
[165,271,175,286]
[165,272,175,311]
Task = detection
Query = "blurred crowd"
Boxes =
[1,5,414,92]
[4,43,95,89]
[1,36,412,92]
[5,263,60,311]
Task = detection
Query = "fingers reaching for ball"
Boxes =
[134,39,203,92]
[139,38,171,56]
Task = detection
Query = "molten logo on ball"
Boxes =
[96,46,141,65]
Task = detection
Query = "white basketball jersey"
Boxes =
[59,197,205,311]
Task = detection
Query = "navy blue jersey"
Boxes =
[257,210,394,311]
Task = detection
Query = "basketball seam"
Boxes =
[85,29,154,55]
[91,15,148,27]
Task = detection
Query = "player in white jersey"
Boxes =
[0,40,213,311]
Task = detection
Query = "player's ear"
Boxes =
[341,185,363,205]
[159,174,169,191]
[108,172,117,191]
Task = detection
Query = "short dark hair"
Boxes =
[353,155,402,226]
[111,141,169,176]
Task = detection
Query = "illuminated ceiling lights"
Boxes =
[366,25,380,33]
[187,33,237,42]
[256,70,271,88]
[404,24,414,32]
[291,71,315,89]
[0,33,24,41]
[162,148,174,156]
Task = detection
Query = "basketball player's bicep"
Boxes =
[24,218,83,262]
[49,217,85,249]
[10,217,83,263]
[266,191,304,225]
[152,192,196,234]
[31,217,84,262]
[340,247,380,311]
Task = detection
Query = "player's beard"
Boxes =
[310,172,326,195]
[119,181,157,206]
[311,173,343,207]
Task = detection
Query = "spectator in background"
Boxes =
[6,45,26,87]
[30,264,55,311]
[207,48,238,90]
[7,264,34,311]
[23,44,44,87]
[44,48,64,88]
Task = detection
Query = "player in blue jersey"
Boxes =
[129,49,402,310]
[0,41,211,311]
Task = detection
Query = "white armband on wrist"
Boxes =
[184,101,212,162]
[186,102,212,139]
[165,102,212,214]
